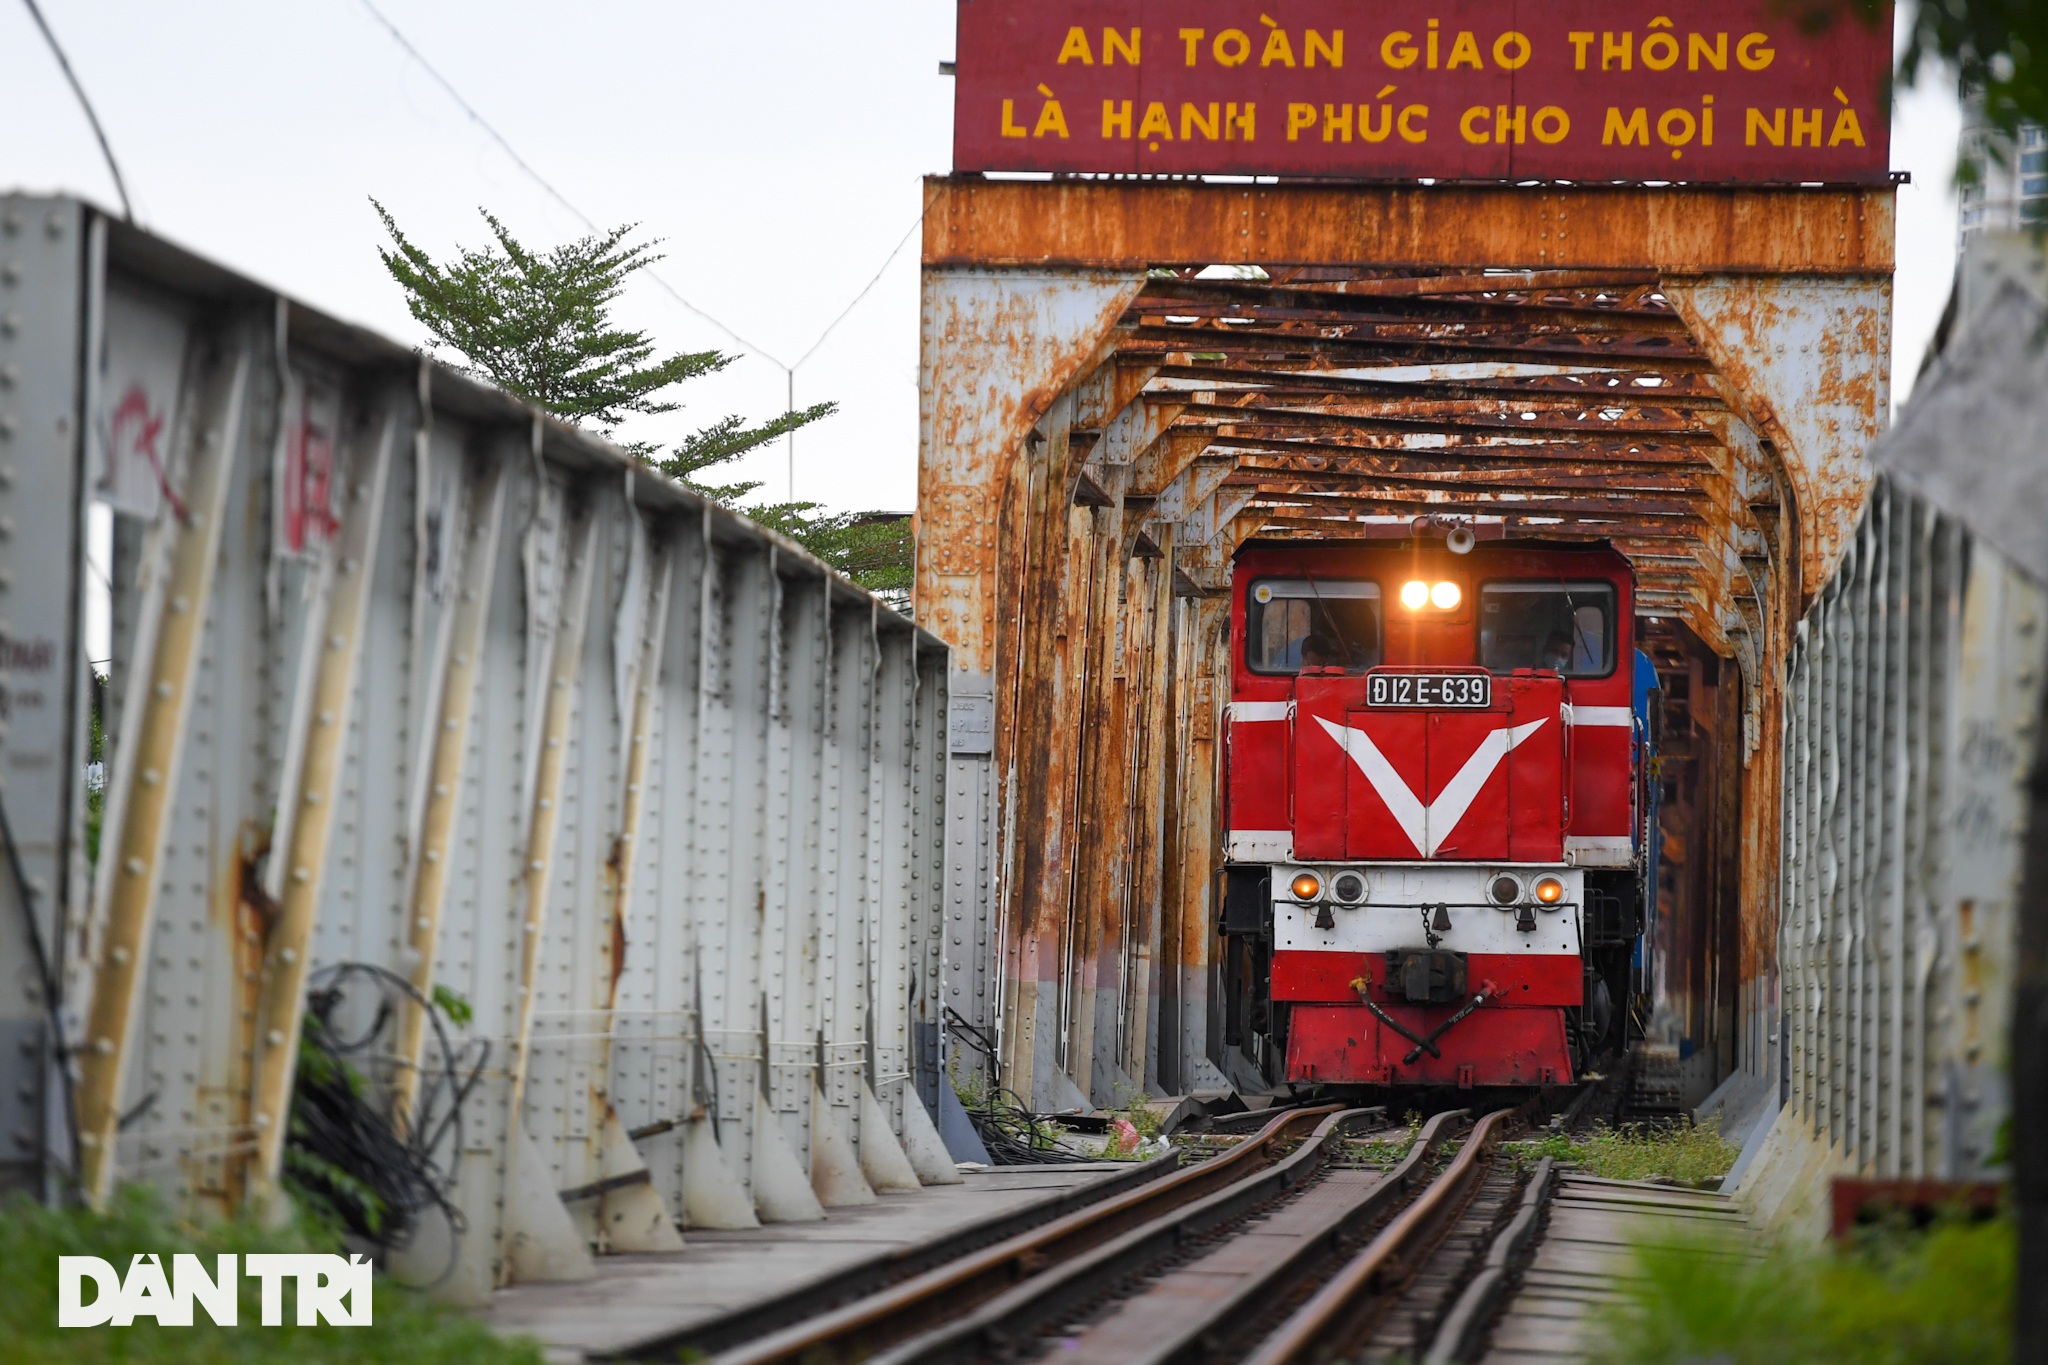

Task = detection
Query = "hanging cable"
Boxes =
[286,961,488,1287]
[943,1006,1079,1165]
[0,793,80,1183]
[19,0,133,221]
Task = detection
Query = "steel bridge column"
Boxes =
[918,267,1140,1109]
[75,329,253,1207]
[244,399,399,1205]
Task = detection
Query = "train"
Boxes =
[1220,530,1656,1091]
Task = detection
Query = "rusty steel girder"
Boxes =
[919,177,1891,1110]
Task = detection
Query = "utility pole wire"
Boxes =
[354,0,789,368]
[352,0,932,503]
[20,0,134,222]
[781,193,935,501]
[790,192,937,374]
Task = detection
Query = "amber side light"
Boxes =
[1290,872,1323,901]
[1534,875,1565,904]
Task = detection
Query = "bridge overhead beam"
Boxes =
[923,179,1894,275]
[918,177,1892,1110]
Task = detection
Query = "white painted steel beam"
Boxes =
[75,329,253,1206]
[246,398,399,1203]
[12,198,946,1293]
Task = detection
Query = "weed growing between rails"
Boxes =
[0,1186,546,1364]
[1343,1112,1424,1167]
[1589,1213,2013,1365]
[1099,1081,1172,1160]
[1510,1118,1740,1185]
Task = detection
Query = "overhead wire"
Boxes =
[351,0,929,498]
[351,0,785,367]
[19,0,133,222]
[789,194,937,374]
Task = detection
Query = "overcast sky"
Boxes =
[2,2,1961,519]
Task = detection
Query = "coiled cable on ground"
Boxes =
[943,1005,1077,1165]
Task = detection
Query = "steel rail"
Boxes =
[1422,1155,1559,1365]
[1243,1107,1517,1365]
[1092,1110,1471,1365]
[664,1104,1348,1365]
[867,1106,1410,1365]
[601,1155,1180,1359]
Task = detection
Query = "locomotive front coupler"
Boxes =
[1383,947,1468,1002]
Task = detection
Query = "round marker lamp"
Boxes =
[1400,580,1430,610]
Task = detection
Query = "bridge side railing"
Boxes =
[1752,234,2048,1226]
[0,196,952,1299]
[1774,478,2031,1188]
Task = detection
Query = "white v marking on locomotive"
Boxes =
[1314,715,1549,857]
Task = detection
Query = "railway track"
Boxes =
[636,1104,1352,1362]
[639,1103,1536,1365]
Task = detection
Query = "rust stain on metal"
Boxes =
[918,179,1890,1108]
[604,833,630,1008]
[917,271,1144,679]
[924,178,1895,276]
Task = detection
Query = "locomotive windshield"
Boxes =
[1246,579,1382,674]
[1479,581,1616,676]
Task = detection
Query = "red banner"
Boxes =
[953,2,1893,183]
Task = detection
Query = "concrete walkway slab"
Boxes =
[484,1165,1128,1360]
[1479,1174,1755,1365]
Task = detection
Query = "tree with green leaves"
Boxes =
[373,203,912,606]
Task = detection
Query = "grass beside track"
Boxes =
[1512,1118,1740,1184]
[0,1187,545,1364]
[1590,1212,2013,1365]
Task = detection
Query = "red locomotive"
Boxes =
[1220,532,1652,1090]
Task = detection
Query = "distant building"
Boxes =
[1958,109,2048,240]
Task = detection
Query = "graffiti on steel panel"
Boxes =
[282,378,341,555]
[94,291,190,520]
[953,2,1892,181]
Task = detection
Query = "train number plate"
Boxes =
[1366,671,1493,709]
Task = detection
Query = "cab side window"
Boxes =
[1246,580,1383,674]
[1478,582,1616,676]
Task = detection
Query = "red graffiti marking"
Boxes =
[284,412,339,553]
[108,384,187,520]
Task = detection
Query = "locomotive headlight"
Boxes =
[1533,875,1565,906]
[1399,579,1430,611]
[1488,874,1522,907]
[1331,871,1367,904]
[1429,580,1462,610]
[1290,872,1323,902]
